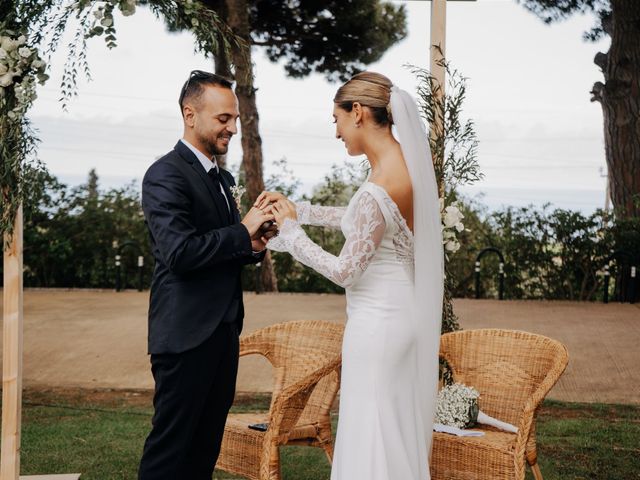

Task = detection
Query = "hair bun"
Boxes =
[334,71,394,127]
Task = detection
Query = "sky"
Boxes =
[29,0,610,214]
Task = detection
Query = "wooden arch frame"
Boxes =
[1,1,471,479]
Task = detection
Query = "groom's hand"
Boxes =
[241,207,275,239]
[251,223,278,251]
[259,221,279,240]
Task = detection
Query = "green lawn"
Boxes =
[13,390,640,479]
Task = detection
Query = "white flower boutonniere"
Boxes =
[230,185,246,213]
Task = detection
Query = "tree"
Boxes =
[162,0,407,291]
[516,0,640,218]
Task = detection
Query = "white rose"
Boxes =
[443,206,464,229]
[93,9,104,20]
[17,35,27,46]
[0,47,7,60]
[445,240,460,252]
[101,17,114,27]
[31,59,45,69]
[18,47,31,58]
[443,211,459,228]
[445,205,463,217]
[455,222,464,232]
[1,37,18,52]
[0,72,14,87]
[0,64,7,75]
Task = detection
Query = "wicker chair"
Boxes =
[431,329,569,480]
[217,320,344,480]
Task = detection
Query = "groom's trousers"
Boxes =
[138,321,239,480]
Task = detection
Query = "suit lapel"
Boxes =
[174,141,229,224]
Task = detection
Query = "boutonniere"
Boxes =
[230,184,246,212]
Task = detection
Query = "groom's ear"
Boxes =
[182,104,196,127]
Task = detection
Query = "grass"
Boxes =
[12,389,640,479]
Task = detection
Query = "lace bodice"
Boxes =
[268,182,414,289]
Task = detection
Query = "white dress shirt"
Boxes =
[180,138,230,212]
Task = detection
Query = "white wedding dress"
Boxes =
[268,181,431,480]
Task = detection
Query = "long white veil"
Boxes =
[390,86,444,458]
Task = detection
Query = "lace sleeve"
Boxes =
[296,201,346,229]
[269,192,385,288]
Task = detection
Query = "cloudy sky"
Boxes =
[29,0,610,213]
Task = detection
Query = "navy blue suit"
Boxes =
[138,140,263,479]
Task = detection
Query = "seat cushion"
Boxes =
[431,427,519,480]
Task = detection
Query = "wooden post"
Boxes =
[430,0,447,198]
[0,204,79,480]
[1,206,24,480]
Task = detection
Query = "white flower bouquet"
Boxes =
[434,383,519,436]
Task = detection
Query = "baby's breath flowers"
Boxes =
[230,184,246,213]
[435,382,480,429]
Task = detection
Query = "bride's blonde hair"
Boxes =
[333,72,393,126]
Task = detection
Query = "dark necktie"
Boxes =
[207,167,232,223]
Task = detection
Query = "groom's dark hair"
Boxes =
[179,70,234,116]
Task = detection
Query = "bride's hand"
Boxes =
[254,191,287,210]
[269,199,297,225]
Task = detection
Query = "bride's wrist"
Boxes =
[277,217,302,239]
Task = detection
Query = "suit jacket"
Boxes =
[142,140,264,354]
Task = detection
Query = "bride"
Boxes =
[256,72,444,480]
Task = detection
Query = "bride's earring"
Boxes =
[355,122,360,128]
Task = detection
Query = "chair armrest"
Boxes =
[515,344,569,448]
[239,331,272,359]
[265,356,342,444]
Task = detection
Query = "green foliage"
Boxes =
[7,160,639,300]
[25,0,241,107]
[0,109,42,244]
[410,62,483,199]
[16,168,151,289]
[0,15,49,240]
[447,198,640,301]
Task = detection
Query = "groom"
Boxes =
[138,70,274,480]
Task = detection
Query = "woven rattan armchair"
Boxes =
[431,329,568,480]
[217,320,344,480]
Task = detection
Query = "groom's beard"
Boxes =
[199,132,233,157]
